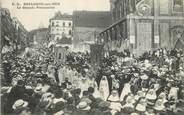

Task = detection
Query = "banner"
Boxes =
[130,35,135,44]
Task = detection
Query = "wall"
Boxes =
[73,27,104,52]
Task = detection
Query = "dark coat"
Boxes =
[7,86,27,112]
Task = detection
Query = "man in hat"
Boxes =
[12,99,31,115]
[2,59,12,85]
[34,97,53,115]
[7,80,27,113]
[88,87,96,102]
[73,101,91,115]
[80,91,92,105]
[62,77,72,89]
[99,76,110,101]
[1,86,12,114]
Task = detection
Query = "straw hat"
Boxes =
[1,86,12,95]
[77,102,91,110]
[34,86,43,93]
[12,99,28,110]
[42,92,54,100]
[140,74,148,80]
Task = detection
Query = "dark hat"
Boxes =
[98,101,111,108]
[17,80,24,86]
[53,101,65,113]
[88,87,94,93]
[75,88,81,94]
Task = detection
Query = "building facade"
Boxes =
[1,8,15,54]
[49,11,73,49]
[99,0,184,56]
[12,17,28,53]
[1,8,28,55]
[73,11,112,52]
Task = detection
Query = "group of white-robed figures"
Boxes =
[47,65,126,97]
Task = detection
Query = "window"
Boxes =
[119,4,122,18]
[69,30,72,35]
[173,0,183,12]
[63,22,65,26]
[52,22,54,26]
[69,22,71,27]
[160,0,169,14]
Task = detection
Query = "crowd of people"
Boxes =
[1,47,184,115]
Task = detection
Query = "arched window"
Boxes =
[59,53,61,59]
[173,0,183,12]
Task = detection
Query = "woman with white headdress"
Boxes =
[58,66,64,85]
[93,81,101,98]
[99,76,110,101]
[47,64,55,81]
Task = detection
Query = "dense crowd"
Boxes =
[1,48,184,115]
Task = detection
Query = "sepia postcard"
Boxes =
[1,0,184,115]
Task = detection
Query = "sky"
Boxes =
[1,0,110,31]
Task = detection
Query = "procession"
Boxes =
[1,46,184,115]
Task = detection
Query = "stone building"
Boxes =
[73,11,112,52]
[99,0,184,56]
[1,8,28,55]
[1,8,15,54]
[12,17,28,53]
[49,11,73,49]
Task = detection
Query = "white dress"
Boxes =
[93,82,101,98]
[99,76,110,101]
[58,67,64,84]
